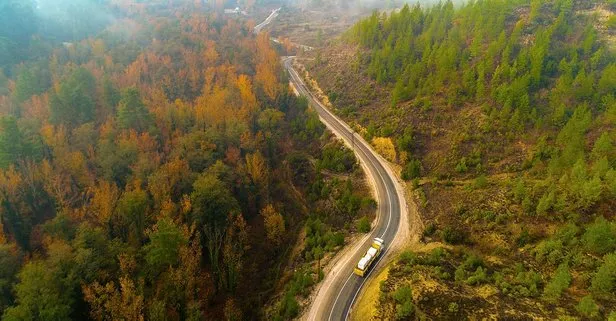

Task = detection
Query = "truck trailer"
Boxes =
[353,238,384,277]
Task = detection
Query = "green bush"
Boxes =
[542,262,571,302]
[278,292,299,320]
[401,159,421,180]
[455,254,486,285]
[509,265,542,298]
[423,223,437,237]
[582,217,616,255]
[356,216,371,233]
[591,253,616,295]
[442,226,467,245]
[396,301,414,320]
[516,228,533,247]
[423,247,447,266]
[392,285,412,303]
[392,285,414,320]
[455,157,468,173]
[318,141,357,173]
[448,302,459,313]
[473,175,488,189]
[533,223,580,265]
[576,295,599,318]
[466,266,488,285]
[398,251,417,265]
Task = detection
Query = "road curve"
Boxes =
[283,57,405,321]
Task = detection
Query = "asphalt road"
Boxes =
[253,8,281,34]
[283,57,402,321]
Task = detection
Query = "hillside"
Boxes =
[303,0,616,319]
[0,1,377,320]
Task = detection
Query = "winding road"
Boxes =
[283,57,407,321]
[253,8,281,34]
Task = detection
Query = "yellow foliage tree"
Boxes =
[88,180,120,228]
[372,137,397,162]
[246,152,268,186]
[260,204,284,245]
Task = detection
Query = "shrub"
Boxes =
[278,292,299,320]
[591,253,616,295]
[319,141,357,173]
[372,137,397,161]
[466,266,488,285]
[448,302,459,313]
[510,265,542,298]
[582,217,616,255]
[516,228,533,247]
[576,295,599,318]
[396,301,414,320]
[442,226,467,245]
[398,251,417,265]
[455,157,468,173]
[356,216,371,233]
[392,285,412,303]
[423,223,437,237]
[423,247,446,266]
[542,262,571,302]
[473,175,488,189]
[392,285,414,320]
[401,159,421,180]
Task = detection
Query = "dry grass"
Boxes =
[350,266,389,321]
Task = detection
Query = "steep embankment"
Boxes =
[305,0,616,319]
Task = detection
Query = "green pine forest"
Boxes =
[305,0,616,319]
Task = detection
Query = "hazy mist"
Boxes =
[34,0,115,41]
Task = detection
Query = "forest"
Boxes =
[0,0,377,320]
[305,0,616,319]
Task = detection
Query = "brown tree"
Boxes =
[260,204,285,246]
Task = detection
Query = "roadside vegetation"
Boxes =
[305,0,616,318]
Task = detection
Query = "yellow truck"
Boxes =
[354,238,384,277]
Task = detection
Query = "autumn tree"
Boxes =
[261,204,285,246]
[255,33,280,100]
[87,181,120,230]
[147,158,191,209]
[83,276,145,321]
[223,213,248,291]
